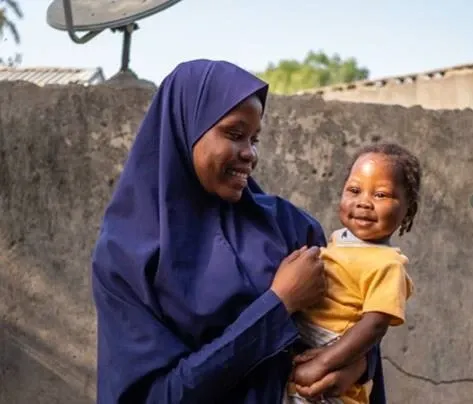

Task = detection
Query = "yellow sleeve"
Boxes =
[360,260,413,326]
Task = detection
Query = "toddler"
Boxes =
[286,142,422,404]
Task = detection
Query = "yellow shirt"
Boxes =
[295,228,414,404]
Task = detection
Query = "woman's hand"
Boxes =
[292,350,367,400]
[291,347,327,386]
[270,246,326,314]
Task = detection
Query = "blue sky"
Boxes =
[2,0,473,85]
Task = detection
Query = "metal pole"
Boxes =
[120,25,134,72]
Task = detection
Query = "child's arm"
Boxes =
[292,255,412,392]
[292,312,391,386]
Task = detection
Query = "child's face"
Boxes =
[339,153,408,241]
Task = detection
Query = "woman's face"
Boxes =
[192,95,263,202]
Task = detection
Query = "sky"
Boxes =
[1,0,473,85]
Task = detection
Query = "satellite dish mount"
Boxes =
[111,23,138,74]
[46,0,183,86]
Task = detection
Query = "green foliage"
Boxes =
[0,0,23,66]
[255,50,370,94]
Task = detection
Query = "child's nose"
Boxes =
[356,197,374,209]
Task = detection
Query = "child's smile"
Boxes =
[339,152,409,241]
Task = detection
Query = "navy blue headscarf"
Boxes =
[91,59,330,402]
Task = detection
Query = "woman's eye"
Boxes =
[227,131,243,140]
[251,136,260,145]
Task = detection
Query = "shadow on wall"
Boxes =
[0,230,94,404]
[1,321,92,404]
[0,82,154,404]
[0,82,472,404]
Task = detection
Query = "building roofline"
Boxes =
[297,62,473,95]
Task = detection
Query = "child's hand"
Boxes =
[294,355,367,400]
[293,347,323,364]
[294,379,326,401]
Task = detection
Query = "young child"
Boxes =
[285,143,422,404]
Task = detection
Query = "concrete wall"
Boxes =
[0,82,472,403]
[304,66,473,110]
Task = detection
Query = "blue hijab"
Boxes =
[92,59,322,343]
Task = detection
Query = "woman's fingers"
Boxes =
[294,372,338,399]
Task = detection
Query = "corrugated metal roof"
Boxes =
[0,66,105,86]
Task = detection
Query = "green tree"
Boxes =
[255,50,369,94]
[0,0,23,66]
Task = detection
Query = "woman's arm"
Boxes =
[93,273,298,404]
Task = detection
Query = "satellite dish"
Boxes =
[46,0,183,88]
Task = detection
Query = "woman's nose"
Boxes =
[239,142,258,162]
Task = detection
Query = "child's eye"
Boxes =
[347,187,360,194]
[375,192,392,199]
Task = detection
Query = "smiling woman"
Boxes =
[91,59,385,404]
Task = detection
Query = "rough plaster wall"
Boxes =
[0,82,154,404]
[257,95,473,403]
[0,83,472,403]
